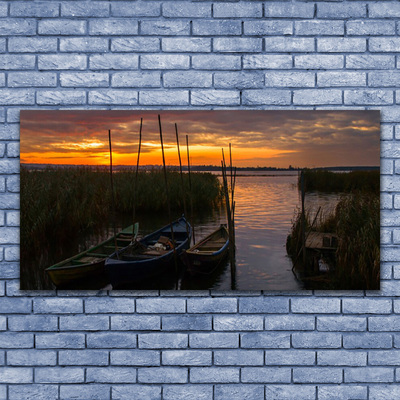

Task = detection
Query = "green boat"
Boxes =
[46,225,136,287]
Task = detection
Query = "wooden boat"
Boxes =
[105,217,191,287]
[182,225,229,275]
[45,225,135,287]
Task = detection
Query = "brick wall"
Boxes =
[1,1,399,399]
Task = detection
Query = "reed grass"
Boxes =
[300,169,379,194]
[20,166,222,289]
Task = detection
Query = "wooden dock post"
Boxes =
[301,170,306,272]
[108,129,119,258]
[132,118,142,242]
[186,134,196,245]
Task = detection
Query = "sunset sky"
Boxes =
[20,110,380,168]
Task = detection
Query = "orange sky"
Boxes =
[20,110,380,168]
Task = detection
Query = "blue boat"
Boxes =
[105,217,191,287]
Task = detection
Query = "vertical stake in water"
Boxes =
[132,118,143,242]
[175,124,189,239]
[158,115,178,287]
[108,130,119,258]
[301,170,306,271]
[186,134,195,245]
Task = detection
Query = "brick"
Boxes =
[7,144,20,159]
[60,315,109,331]
[214,315,263,331]
[369,3,400,18]
[86,367,136,383]
[214,385,264,400]
[265,2,314,18]
[90,19,138,35]
[318,350,366,366]
[0,333,33,348]
[0,297,31,313]
[190,367,239,383]
[35,367,84,383]
[318,38,367,53]
[8,72,56,88]
[241,332,290,349]
[139,333,187,349]
[318,3,366,18]
[345,367,393,383]
[112,2,160,17]
[370,38,400,52]
[242,367,291,383]
[59,350,109,366]
[141,54,189,70]
[347,20,395,36]
[139,90,188,105]
[343,299,392,314]
[7,349,56,366]
[89,90,138,105]
[60,38,108,53]
[85,298,135,313]
[60,385,110,400]
[214,38,262,53]
[214,350,263,366]
[265,37,314,52]
[213,71,263,89]
[90,54,138,70]
[0,3,7,17]
[345,89,393,105]
[162,38,210,53]
[318,71,366,87]
[244,20,292,36]
[193,20,241,36]
[291,298,341,313]
[110,350,159,366]
[265,350,315,365]
[0,367,32,383]
[265,385,316,400]
[318,386,367,400]
[0,263,20,278]
[239,297,288,313]
[370,71,400,87]
[111,38,160,52]
[163,2,210,18]
[87,332,136,349]
[265,71,314,88]
[369,316,400,331]
[343,333,392,349]
[296,20,344,36]
[8,315,57,331]
[62,2,110,17]
[163,71,211,88]
[0,194,19,208]
[34,298,83,313]
[9,385,58,400]
[292,333,341,349]
[60,72,109,87]
[369,350,400,366]
[163,385,212,400]
[0,19,36,36]
[141,20,189,36]
[111,315,160,330]
[346,55,395,69]
[138,367,187,383]
[213,3,262,18]
[187,298,237,313]
[192,55,241,70]
[11,2,59,17]
[293,367,342,383]
[162,315,211,331]
[9,37,57,53]
[112,385,161,400]
[265,315,314,331]
[317,316,366,331]
[37,90,86,105]
[191,90,239,106]
[189,332,238,348]
[244,55,292,70]
[162,350,211,366]
[0,55,35,70]
[295,55,344,69]
[38,54,87,70]
[39,19,86,35]
[242,89,291,105]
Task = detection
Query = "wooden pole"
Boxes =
[175,123,189,238]
[301,170,306,270]
[158,115,178,285]
[108,130,119,258]
[186,134,195,245]
[132,117,142,241]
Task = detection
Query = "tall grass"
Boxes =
[20,166,222,289]
[300,169,379,194]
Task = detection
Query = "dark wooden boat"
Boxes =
[45,225,135,287]
[182,225,229,275]
[105,217,191,287]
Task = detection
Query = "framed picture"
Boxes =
[20,110,380,291]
